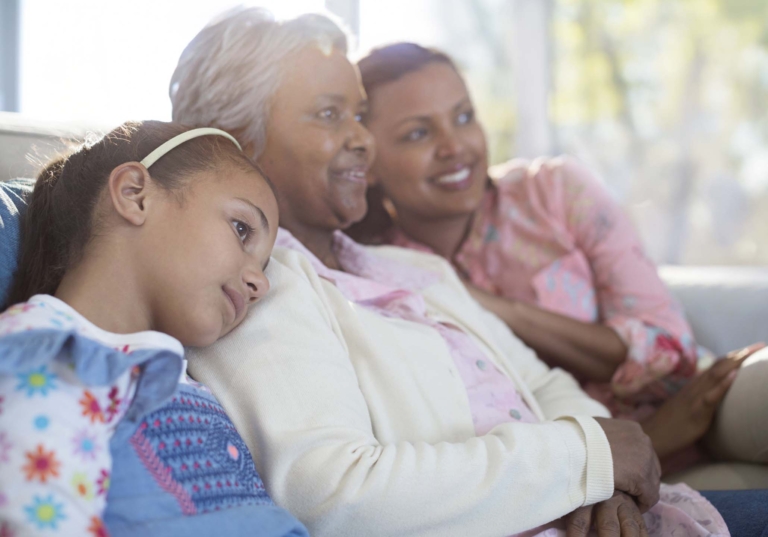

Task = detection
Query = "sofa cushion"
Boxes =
[0,179,34,306]
[660,266,768,356]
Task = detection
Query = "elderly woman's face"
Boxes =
[259,46,375,233]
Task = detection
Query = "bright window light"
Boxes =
[19,0,325,125]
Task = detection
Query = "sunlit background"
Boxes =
[3,0,768,265]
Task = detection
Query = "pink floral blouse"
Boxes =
[388,156,700,419]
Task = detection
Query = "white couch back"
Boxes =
[0,111,106,181]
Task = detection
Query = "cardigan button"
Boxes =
[475,360,487,371]
[509,409,522,420]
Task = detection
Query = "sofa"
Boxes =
[2,111,767,489]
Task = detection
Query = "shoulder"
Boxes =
[270,245,321,279]
[491,155,603,192]
[363,244,457,284]
[241,247,346,343]
[490,156,614,222]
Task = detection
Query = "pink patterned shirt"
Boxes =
[389,156,700,419]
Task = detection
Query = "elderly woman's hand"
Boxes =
[566,492,648,537]
[594,418,660,513]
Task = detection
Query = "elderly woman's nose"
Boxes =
[346,119,376,156]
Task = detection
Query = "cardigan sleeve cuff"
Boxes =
[558,416,614,507]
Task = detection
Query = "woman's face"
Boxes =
[258,46,375,234]
[365,62,488,222]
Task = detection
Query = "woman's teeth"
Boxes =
[337,170,367,184]
[436,167,470,184]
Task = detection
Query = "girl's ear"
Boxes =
[107,162,153,226]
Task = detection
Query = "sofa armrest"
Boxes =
[659,266,768,356]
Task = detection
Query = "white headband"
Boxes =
[140,127,242,169]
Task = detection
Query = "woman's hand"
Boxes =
[566,492,648,537]
[641,343,765,458]
[594,418,660,513]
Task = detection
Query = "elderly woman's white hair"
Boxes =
[170,7,349,158]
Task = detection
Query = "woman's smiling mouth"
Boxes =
[431,164,474,191]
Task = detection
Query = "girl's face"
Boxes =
[365,62,488,222]
[258,46,375,234]
[140,163,279,347]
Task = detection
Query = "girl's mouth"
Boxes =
[223,285,245,324]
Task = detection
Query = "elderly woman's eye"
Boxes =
[457,110,474,125]
[233,220,253,243]
[317,107,340,121]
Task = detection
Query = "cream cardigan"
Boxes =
[187,244,614,537]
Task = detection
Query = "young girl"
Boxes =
[0,121,308,536]
[351,43,768,474]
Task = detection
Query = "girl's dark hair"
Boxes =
[348,43,458,244]
[6,120,256,306]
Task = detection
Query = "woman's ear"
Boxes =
[107,162,153,226]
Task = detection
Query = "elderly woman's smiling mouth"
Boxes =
[329,165,368,185]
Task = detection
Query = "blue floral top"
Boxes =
[0,295,307,537]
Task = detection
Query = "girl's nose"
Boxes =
[244,267,270,303]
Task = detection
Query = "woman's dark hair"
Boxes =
[357,42,457,99]
[6,120,256,306]
[348,43,458,244]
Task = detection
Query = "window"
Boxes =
[18,0,325,125]
[10,0,768,264]
[358,0,768,265]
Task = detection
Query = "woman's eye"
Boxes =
[354,112,365,123]
[233,220,253,243]
[457,110,474,125]
[318,107,340,121]
[404,128,428,142]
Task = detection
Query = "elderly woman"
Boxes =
[168,8,762,537]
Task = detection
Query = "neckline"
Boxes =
[31,294,184,357]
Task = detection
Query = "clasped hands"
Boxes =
[565,418,661,537]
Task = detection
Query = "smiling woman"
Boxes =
[362,59,488,242]
[258,45,374,261]
[170,7,375,270]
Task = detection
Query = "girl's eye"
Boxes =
[233,220,253,243]
[403,128,428,142]
[457,110,474,125]
[317,107,340,121]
